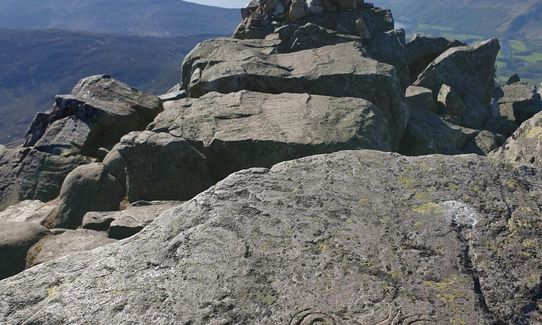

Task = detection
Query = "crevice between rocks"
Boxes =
[452,222,499,324]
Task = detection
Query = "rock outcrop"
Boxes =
[150,90,397,179]
[0,222,49,279]
[0,150,541,324]
[490,111,542,167]
[1,2,541,322]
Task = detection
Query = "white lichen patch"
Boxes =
[439,201,479,228]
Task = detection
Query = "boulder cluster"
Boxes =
[0,2,541,324]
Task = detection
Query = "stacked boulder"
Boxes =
[0,7,541,323]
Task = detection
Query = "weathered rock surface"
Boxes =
[180,39,408,134]
[399,107,478,156]
[55,163,125,229]
[490,111,542,167]
[83,201,181,239]
[405,86,436,113]
[0,147,91,211]
[114,131,212,203]
[0,222,49,279]
[0,200,56,225]
[26,229,116,268]
[496,82,542,125]
[406,35,464,83]
[414,38,500,108]
[150,90,398,179]
[25,75,162,157]
[0,151,540,324]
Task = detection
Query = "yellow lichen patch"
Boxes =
[525,126,542,139]
[505,179,520,189]
[522,239,540,250]
[424,276,467,313]
[316,239,333,254]
[380,215,392,225]
[260,293,277,305]
[413,202,442,215]
[47,286,59,298]
[414,191,430,201]
[449,317,467,325]
[398,174,416,187]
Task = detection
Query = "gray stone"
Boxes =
[82,201,181,238]
[0,222,48,279]
[26,229,116,268]
[0,147,92,211]
[497,82,542,125]
[463,130,504,155]
[0,200,56,225]
[55,163,124,229]
[181,39,408,134]
[109,201,181,239]
[406,35,465,83]
[26,75,162,157]
[115,131,212,203]
[149,90,396,180]
[490,111,542,167]
[405,86,436,112]
[399,106,478,156]
[0,151,541,323]
[414,38,500,108]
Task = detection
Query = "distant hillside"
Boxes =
[379,0,542,41]
[379,0,542,84]
[0,0,240,37]
[0,29,213,144]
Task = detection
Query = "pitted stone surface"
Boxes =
[0,150,540,324]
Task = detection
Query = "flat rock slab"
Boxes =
[0,200,56,224]
[150,90,395,180]
[0,151,540,324]
[82,201,182,239]
[181,38,407,134]
[26,229,117,268]
[490,111,542,168]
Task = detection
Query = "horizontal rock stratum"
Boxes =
[0,150,540,324]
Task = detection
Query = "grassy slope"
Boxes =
[0,28,214,144]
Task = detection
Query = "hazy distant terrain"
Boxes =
[0,0,240,37]
[0,0,241,144]
[380,0,542,83]
[0,29,212,144]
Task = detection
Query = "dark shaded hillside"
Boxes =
[0,28,212,144]
[0,0,240,37]
[379,0,542,41]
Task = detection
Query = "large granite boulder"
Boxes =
[490,111,542,167]
[54,163,125,229]
[114,131,212,203]
[25,75,162,158]
[0,222,49,279]
[414,38,500,108]
[181,39,407,134]
[0,147,91,211]
[26,229,116,268]
[0,151,540,323]
[406,35,464,83]
[150,90,397,180]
